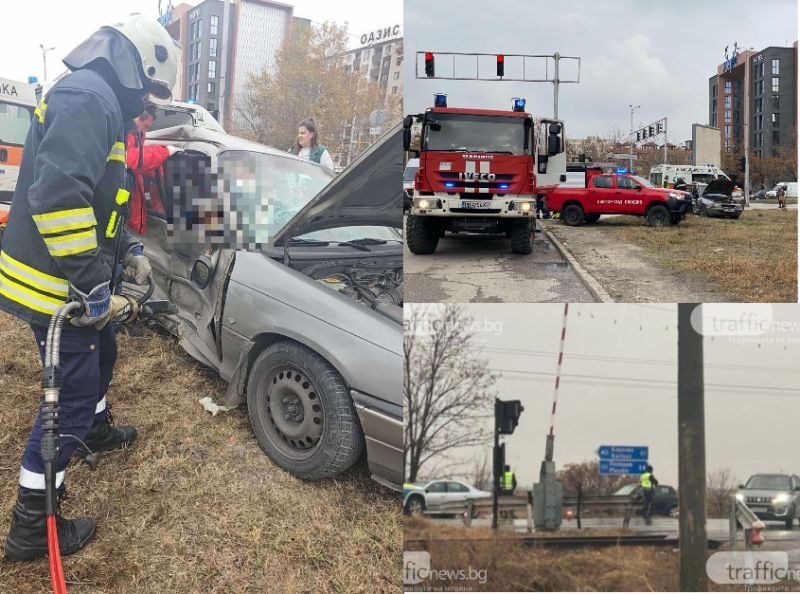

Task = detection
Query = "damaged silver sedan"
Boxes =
[131,120,403,489]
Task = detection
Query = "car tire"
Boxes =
[584,213,601,224]
[668,505,679,518]
[405,494,425,516]
[562,204,584,227]
[406,215,440,254]
[246,341,364,481]
[510,219,533,254]
[647,204,671,227]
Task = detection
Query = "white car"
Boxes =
[403,479,492,515]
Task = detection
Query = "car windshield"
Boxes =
[693,174,716,184]
[630,175,655,188]
[745,475,791,490]
[423,113,527,154]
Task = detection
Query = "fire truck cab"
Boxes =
[403,96,566,255]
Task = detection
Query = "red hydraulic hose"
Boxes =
[47,515,68,594]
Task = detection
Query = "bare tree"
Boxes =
[404,305,496,483]
[470,450,493,491]
[707,467,738,518]
[557,460,631,498]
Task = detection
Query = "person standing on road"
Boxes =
[777,184,787,209]
[0,15,178,561]
[289,118,334,170]
[535,194,551,220]
[674,177,689,193]
[639,464,659,524]
[500,465,518,496]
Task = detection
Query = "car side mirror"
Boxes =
[190,254,214,289]
[795,485,800,491]
[403,128,411,151]
[738,484,745,489]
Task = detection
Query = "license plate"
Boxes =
[460,200,492,209]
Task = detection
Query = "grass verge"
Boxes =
[0,313,400,594]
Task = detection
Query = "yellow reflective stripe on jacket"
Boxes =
[43,229,97,257]
[115,188,130,205]
[105,211,119,238]
[34,100,48,124]
[32,208,97,235]
[0,251,68,297]
[640,472,652,489]
[107,141,126,163]
[0,269,64,315]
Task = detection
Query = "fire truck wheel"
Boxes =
[647,204,670,227]
[510,220,533,255]
[562,204,585,227]
[584,213,601,224]
[406,215,440,254]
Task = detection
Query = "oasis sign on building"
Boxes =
[359,24,401,46]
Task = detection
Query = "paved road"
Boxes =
[404,224,596,303]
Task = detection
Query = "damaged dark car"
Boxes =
[130,120,403,489]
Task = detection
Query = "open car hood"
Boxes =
[270,123,403,246]
[702,179,735,196]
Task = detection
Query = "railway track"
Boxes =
[405,534,723,549]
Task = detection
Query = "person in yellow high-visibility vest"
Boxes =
[500,465,517,496]
[639,464,659,523]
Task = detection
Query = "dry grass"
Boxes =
[0,312,401,594]
[404,517,742,592]
[596,209,797,302]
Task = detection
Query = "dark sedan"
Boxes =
[614,483,679,517]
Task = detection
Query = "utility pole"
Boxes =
[217,0,231,129]
[629,104,640,172]
[39,44,55,82]
[677,304,709,592]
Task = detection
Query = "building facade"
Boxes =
[167,0,293,128]
[339,25,403,166]
[708,42,797,157]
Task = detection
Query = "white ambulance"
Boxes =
[649,164,730,189]
[0,77,37,203]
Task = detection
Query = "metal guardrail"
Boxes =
[729,495,766,549]
[425,492,639,530]
[406,534,724,550]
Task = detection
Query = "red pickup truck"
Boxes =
[545,170,693,227]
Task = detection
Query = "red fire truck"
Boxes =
[402,95,567,255]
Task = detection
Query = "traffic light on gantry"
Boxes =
[424,52,435,77]
[496,54,505,77]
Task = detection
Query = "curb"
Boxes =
[542,227,614,303]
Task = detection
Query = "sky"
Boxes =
[404,0,798,145]
[409,303,800,489]
[0,0,402,83]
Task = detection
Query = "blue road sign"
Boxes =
[598,445,648,461]
[599,460,648,475]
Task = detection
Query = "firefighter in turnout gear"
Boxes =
[1,15,178,561]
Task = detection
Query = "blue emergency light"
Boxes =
[444,182,455,188]
[28,76,39,84]
[615,167,628,175]
[499,183,509,190]
[512,98,526,112]
[434,93,447,108]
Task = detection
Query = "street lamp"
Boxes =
[629,104,640,172]
[39,44,55,82]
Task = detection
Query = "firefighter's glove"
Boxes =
[70,283,111,330]
[122,252,152,285]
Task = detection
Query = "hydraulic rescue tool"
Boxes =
[40,276,175,594]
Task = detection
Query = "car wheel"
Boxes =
[405,494,425,516]
[668,505,679,518]
[647,204,671,227]
[246,341,364,480]
[406,215,440,254]
[584,213,601,224]
[562,204,585,227]
[510,219,533,254]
